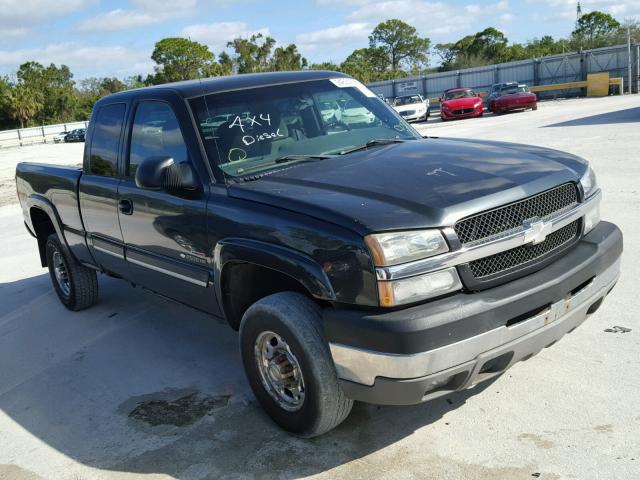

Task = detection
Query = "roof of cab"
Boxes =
[99,70,351,103]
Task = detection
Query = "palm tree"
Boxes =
[7,85,42,129]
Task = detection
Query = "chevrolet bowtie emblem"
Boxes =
[523,219,553,245]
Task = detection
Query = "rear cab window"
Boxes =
[88,103,126,177]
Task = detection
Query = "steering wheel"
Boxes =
[325,120,351,132]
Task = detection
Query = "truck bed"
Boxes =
[15,163,90,265]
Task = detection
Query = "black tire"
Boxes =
[239,292,353,437]
[45,233,98,311]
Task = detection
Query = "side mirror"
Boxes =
[135,156,198,192]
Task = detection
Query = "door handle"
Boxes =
[118,199,133,215]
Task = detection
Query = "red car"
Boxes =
[439,88,484,121]
[488,83,537,114]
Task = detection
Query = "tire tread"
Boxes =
[46,234,98,311]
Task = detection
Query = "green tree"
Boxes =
[150,37,221,83]
[468,27,509,61]
[598,18,640,46]
[434,42,458,70]
[0,77,14,128]
[217,52,234,75]
[309,61,340,71]
[572,11,620,49]
[272,44,308,71]
[368,19,430,73]
[7,85,43,128]
[340,47,389,83]
[227,33,276,73]
[14,61,76,124]
[435,28,514,70]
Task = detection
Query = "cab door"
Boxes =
[79,102,129,276]
[117,95,219,314]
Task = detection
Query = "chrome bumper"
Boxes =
[330,258,620,388]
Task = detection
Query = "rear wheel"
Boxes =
[46,234,98,311]
[239,292,353,437]
[532,104,538,111]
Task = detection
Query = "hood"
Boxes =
[394,103,426,113]
[228,138,588,235]
[442,97,482,109]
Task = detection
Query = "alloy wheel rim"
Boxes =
[52,250,71,297]
[254,330,305,412]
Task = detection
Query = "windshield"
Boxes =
[394,95,422,106]
[501,85,529,95]
[444,89,475,100]
[190,78,420,179]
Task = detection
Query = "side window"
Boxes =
[128,101,188,177]
[89,103,126,177]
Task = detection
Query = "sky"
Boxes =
[0,0,638,80]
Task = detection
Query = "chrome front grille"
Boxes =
[468,220,580,278]
[455,183,580,282]
[455,183,578,245]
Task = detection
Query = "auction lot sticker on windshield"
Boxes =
[330,78,376,97]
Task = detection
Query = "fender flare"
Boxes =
[25,194,73,265]
[213,238,336,319]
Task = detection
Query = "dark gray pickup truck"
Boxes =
[16,71,622,437]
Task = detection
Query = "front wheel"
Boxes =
[239,292,353,437]
[46,234,98,310]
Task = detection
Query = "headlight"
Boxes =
[378,268,462,307]
[365,230,449,266]
[580,167,600,234]
[441,105,450,110]
[580,166,598,198]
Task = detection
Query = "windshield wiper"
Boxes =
[274,154,332,164]
[338,138,407,155]
[230,154,333,180]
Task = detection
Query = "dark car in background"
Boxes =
[64,128,86,142]
[440,88,484,121]
[488,82,538,114]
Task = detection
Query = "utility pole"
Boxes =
[628,26,632,94]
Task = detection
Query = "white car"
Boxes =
[319,101,341,123]
[53,131,69,143]
[392,94,430,122]
[341,99,374,126]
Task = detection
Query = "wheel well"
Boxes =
[30,207,56,267]
[220,262,314,330]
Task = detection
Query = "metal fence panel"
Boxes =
[498,61,533,84]
[426,72,457,97]
[586,45,628,80]
[460,66,495,93]
[366,43,639,101]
